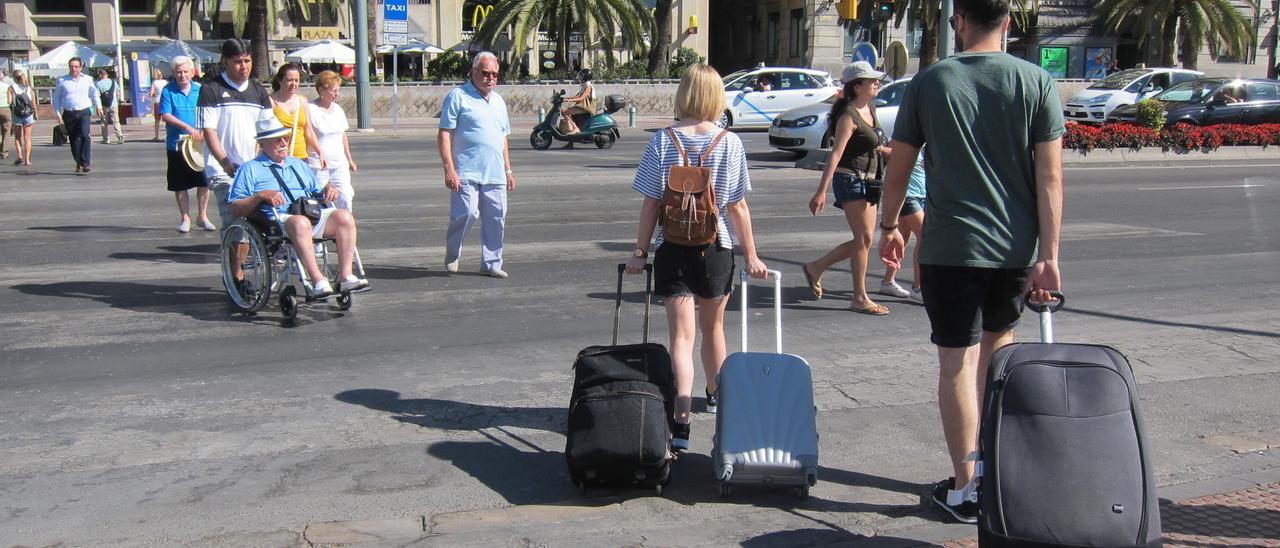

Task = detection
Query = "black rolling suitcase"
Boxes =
[978,293,1162,548]
[565,264,675,495]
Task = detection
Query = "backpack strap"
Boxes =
[666,127,690,166]
[698,130,729,166]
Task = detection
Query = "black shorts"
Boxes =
[653,241,735,300]
[920,264,1031,348]
[166,149,208,192]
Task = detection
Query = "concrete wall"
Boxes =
[289,79,1093,120]
[295,81,682,119]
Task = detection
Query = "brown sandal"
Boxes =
[850,303,890,316]
[802,264,822,300]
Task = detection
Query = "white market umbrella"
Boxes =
[377,39,444,54]
[148,40,220,67]
[285,40,356,64]
[28,40,115,76]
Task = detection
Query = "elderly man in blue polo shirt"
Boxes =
[438,51,517,278]
[229,112,369,298]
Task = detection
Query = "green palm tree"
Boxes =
[647,0,672,79]
[155,0,343,79]
[472,0,653,78]
[887,0,1039,69]
[1094,0,1255,69]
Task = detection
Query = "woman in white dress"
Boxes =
[306,70,357,210]
[149,67,168,142]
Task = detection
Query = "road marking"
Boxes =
[1068,163,1280,171]
[1138,184,1266,191]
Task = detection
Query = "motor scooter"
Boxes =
[530,90,625,150]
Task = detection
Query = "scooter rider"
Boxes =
[559,70,597,135]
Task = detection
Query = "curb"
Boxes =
[794,146,1277,171]
[890,466,1280,546]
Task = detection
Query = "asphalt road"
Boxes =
[1,129,1278,546]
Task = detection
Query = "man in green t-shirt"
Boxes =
[877,0,1064,524]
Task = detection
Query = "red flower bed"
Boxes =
[1064,122,1280,152]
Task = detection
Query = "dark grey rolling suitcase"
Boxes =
[712,269,819,499]
[565,264,675,495]
[978,293,1162,548]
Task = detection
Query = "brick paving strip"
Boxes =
[941,482,1280,548]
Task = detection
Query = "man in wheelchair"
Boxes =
[227,112,369,298]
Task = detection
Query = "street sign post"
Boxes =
[382,0,408,130]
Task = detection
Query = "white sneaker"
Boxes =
[445,259,459,273]
[177,219,190,233]
[197,219,216,231]
[484,268,509,279]
[309,278,333,298]
[908,287,924,304]
[880,280,910,298]
[339,275,370,293]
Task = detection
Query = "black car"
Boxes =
[1107,77,1280,126]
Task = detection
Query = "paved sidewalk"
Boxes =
[941,481,1280,548]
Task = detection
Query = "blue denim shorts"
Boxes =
[901,196,926,216]
[832,172,881,209]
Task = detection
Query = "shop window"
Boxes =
[789,8,806,58]
[34,0,86,13]
[121,0,154,14]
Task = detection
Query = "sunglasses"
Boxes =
[477,70,500,79]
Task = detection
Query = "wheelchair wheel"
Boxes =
[280,285,298,322]
[221,220,272,312]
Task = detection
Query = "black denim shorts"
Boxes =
[653,241,736,300]
[920,264,1031,348]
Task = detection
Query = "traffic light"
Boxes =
[835,0,858,20]
[877,0,894,20]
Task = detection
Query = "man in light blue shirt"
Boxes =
[437,51,516,278]
[51,57,102,172]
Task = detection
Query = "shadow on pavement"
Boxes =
[10,280,307,325]
[426,431,581,506]
[1067,307,1279,339]
[109,244,220,265]
[360,265,450,280]
[28,225,158,233]
[334,388,564,432]
[741,529,930,547]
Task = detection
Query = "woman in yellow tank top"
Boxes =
[270,63,326,165]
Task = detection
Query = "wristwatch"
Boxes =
[880,221,899,231]
[632,248,648,259]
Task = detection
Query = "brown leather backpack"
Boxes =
[660,128,728,247]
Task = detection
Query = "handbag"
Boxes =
[269,164,323,224]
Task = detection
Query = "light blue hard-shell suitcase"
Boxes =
[712,269,819,498]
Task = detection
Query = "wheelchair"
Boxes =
[219,213,367,322]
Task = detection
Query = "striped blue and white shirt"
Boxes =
[632,128,751,249]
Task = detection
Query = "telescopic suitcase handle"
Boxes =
[1024,291,1066,344]
[614,263,653,345]
[739,269,784,353]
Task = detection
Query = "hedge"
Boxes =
[1064,121,1280,153]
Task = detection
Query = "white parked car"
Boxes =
[768,77,912,157]
[1063,67,1203,123]
[719,67,839,129]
